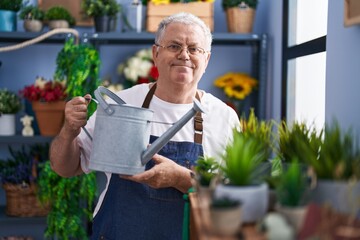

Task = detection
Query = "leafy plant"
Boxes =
[222,0,258,10]
[54,38,101,117]
[275,160,310,207]
[0,0,24,12]
[0,88,22,114]
[312,121,360,180]
[194,156,219,187]
[37,161,97,240]
[221,128,268,186]
[19,5,45,20]
[82,0,121,17]
[44,6,76,26]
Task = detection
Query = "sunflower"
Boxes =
[214,72,257,100]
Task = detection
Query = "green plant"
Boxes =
[0,0,24,12]
[54,38,101,117]
[221,128,268,186]
[37,161,97,239]
[44,6,76,26]
[277,121,322,164]
[82,0,121,17]
[275,160,310,207]
[19,5,45,20]
[222,0,258,10]
[312,121,360,180]
[0,88,22,114]
[194,156,219,187]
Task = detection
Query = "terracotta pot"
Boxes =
[32,101,66,136]
[226,4,255,33]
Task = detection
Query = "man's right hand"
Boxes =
[62,94,91,138]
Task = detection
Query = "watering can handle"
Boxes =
[94,86,126,115]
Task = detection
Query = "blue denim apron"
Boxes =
[91,84,204,240]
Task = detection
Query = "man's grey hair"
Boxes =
[155,12,213,51]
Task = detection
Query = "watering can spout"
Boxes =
[141,98,205,165]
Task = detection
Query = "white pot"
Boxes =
[48,20,69,30]
[0,114,16,135]
[24,19,43,32]
[210,205,242,236]
[214,183,269,223]
[311,180,360,216]
[275,205,307,233]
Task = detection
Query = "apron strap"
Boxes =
[141,83,203,144]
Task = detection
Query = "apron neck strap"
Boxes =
[141,83,203,144]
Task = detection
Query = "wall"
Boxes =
[326,1,360,135]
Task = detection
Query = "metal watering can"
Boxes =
[88,86,205,175]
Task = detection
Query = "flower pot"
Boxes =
[94,16,116,32]
[0,114,16,135]
[210,204,242,236]
[214,183,268,223]
[32,101,66,136]
[24,19,43,32]
[226,4,255,33]
[0,10,17,31]
[48,20,69,30]
[275,204,307,233]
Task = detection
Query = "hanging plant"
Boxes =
[54,38,101,117]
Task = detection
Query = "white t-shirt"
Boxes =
[77,83,240,216]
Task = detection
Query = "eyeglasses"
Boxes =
[155,43,207,56]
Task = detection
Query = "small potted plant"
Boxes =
[19,5,45,32]
[44,6,76,29]
[222,0,258,33]
[82,0,121,32]
[0,88,22,136]
[0,0,24,31]
[20,77,67,136]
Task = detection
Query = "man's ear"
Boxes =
[152,45,159,65]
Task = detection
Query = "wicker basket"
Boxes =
[226,5,255,33]
[3,183,50,217]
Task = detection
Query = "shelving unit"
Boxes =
[0,31,268,237]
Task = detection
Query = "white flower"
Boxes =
[35,77,46,89]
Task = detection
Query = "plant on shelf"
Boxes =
[81,0,121,32]
[19,5,45,32]
[0,88,22,135]
[37,161,97,239]
[214,72,257,116]
[0,0,25,31]
[117,47,158,89]
[54,38,100,118]
[20,77,67,136]
[44,6,76,29]
[221,0,258,33]
[0,144,50,217]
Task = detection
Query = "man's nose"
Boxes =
[178,47,190,60]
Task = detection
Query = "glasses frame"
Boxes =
[155,43,208,56]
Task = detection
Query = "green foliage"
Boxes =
[37,161,97,240]
[0,0,24,12]
[194,156,219,186]
[222,0,258,10]
[312,121,360,180]
[44,6,76,26]
[54,38,101,117]
[82,0,121,17]
[277,121,322,164]
[221,129,268,186]
[275,160,309,207]
[0,88,22,114]
[19,5,45,20]
[211,197,241,209]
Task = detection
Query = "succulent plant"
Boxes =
[0,88,22,114]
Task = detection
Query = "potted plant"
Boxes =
[308,121,360,216]
[19,5,45,32]
[44,6,76,29]
[0,144,50,217]
[274,160,310,234]
[222,0,258,33]
[0,88,22,136]
[20,77,67,136]
[0,0,23,31]
[81,0,121,32]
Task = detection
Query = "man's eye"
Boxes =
[167,45,181,51]
[188,47,198,53]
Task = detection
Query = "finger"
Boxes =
[121,169,156,182]
[152,154,166,164]
[83,94,92,106]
